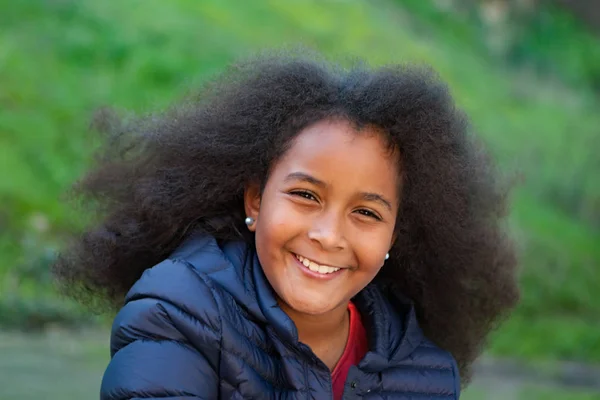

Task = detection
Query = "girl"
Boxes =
[53,52,519,399]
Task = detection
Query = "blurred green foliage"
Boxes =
[400,0,600,93]
[1,0,598,364]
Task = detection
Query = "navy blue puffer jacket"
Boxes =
[101,234,460,399]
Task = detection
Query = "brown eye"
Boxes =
[355,209,382,221]
[290,190,318,201]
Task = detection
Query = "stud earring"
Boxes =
[244,217,255,227]
[385,253,389,260]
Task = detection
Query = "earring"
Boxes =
[244,217,255,227]
[385,253,389,260]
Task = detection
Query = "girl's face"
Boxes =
[245,119,400,317]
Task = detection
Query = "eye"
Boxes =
[355,209,382,221]
[290,190,318,202]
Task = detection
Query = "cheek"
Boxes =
[350,230,393,271]
[356,246,386,273]
[256,195,302,252]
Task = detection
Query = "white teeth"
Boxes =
[295,254,341,274]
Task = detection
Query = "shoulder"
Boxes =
[111,257,223,356]
[411,336,459,369]
[391,331,461,399]
[102,258,223,399]
[378,339,461,399]
[416,337,461,394]
[112,232,256,351]
[126,257,221,313]
[358,284,461,398]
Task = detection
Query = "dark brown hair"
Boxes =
[53,51,519,383]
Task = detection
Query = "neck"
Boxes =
[279,300,350,370]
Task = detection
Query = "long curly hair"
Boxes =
[53,50,519,383]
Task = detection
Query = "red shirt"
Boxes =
[331,301,368,400]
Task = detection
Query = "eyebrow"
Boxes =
[284,171,393,212]
[283,172,326,187]
[360,192,393,212]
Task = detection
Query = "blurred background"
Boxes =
[0,0,599,399]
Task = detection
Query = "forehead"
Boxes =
[273,119,400,198]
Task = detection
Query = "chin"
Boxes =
[284,292,340,316]
[294,304,332,316]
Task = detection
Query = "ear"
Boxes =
[243,181,261,232]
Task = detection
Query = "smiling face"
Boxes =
[244,119,400,317]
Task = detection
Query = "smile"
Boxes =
[294,254,341,274]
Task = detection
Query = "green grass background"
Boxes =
[1,0,599,390]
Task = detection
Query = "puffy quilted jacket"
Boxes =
[101,233,461,399]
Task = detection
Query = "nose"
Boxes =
[307,210,347,251]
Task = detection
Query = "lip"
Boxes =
[291,252,345,280]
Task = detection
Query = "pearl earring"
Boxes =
[385,253,389,260]
[244,217,255,227]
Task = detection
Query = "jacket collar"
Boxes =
[170,232,300,343]
[353,283,424,370]
[172,233,424,365]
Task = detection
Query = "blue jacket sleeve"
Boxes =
[100,260,222,399]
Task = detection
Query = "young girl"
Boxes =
[53,52,519,399]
